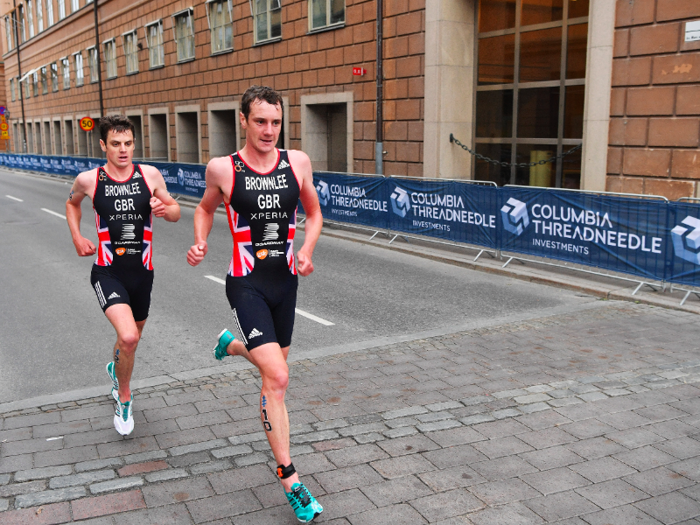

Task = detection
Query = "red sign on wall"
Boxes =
[352,67,366,76]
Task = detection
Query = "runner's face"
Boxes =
[241,100,282,154]
[101,130,134,169]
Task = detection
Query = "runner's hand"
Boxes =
[187,243,208,266]
[73,236,96,257]
[296,250,314,276]
[150,197,166,217]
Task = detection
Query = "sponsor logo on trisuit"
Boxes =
[278,159,290,169]
[263,223,279,241]
[501,198,530,236]
[249,328,263,339]
[108,292,120,300]
[115,247,126,256]
[672,215,700,265]
[256,249,269,259]
[121,224,135,240]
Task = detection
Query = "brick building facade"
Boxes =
[1,0,699,198]
[607,0,700,199]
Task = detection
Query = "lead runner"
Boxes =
[187,86,324,523]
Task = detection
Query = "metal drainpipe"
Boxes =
[93,0,104,119]
[12,0,26,153]
[375,0,383,175]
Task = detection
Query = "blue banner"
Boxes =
[668,202,700,287]
[313,172,389,230]
[499,188,670,281]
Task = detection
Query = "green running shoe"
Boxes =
[285,483,323,523]
[106,362,119,402]
[113,394,134,436]
[213,329,235,360]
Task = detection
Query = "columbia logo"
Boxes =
[108,292,121,300]
[278,159,290,169]
[248,328,263,339]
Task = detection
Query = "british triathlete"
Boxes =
[66,115,180,435]
[187,86,324,523]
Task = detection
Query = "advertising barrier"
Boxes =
[4,153,700,288]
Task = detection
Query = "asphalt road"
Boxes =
[0,169,600,403]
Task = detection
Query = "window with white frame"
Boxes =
[51,62,58,91]
[207,0,232,53]
[173,9,195,62]
[309,0,344,31]
[36,0,43,32]
[74,51,84,86]
[10,78,15,102]
[145,20,164,68]
[104,39,117,78]
[25,77,31,98]
[61,57,70,89]
[32,71,39,96]
[87,46,98,82]
[5,16,14,50]
[46,0,53,26]
[17,5,26,42]
[71,0,79,13]
[58,0,65,20]
[27,0,34,38]
[41,66,48,94]
[254,0,281,44]
[123,30,139,74]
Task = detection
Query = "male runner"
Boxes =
[66,115,180,436]
[187,86,323,523]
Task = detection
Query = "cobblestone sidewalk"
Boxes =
[1,301,700,524]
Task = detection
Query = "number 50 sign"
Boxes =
[80,117,95,132]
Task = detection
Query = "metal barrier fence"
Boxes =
[3,153,700,303]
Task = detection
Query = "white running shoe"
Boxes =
[114,395,134,436]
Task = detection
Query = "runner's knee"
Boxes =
[262,366,289,396]
[118,331,140,352]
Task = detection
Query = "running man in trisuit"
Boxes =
[187,86,323,523]
[66,115,180,435]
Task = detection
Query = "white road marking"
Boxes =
[6,195,23,202]
[41,208,66,220]
[205,275,227,285]
[46,436,63,441]
[204,275,334,326]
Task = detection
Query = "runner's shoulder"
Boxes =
[286,149,311,172]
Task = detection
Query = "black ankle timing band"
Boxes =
[277,463,296,479]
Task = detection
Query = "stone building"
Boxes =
[1,0,699,198]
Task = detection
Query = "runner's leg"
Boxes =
[105,304,145,403]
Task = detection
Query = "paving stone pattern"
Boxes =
[1,302,700,523]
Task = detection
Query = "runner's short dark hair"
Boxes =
[241,85,284,120]
[99,115,135,143]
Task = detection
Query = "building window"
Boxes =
[87,46,98,83]
[41,66,48,94]
[104,38,117,79]
[58,0,65,20]
[173,9,195,62]
[51,62,59,91]
[254,0,281,43]
[123,30,139,74]
[61,57,70,89]
[37,0,43,32]
[474,0,588,189]
[145,20,164,68]
[10,78,15,102]
[25,77,31,98]
[32,71,39,97]
[17,5,26,43]
[71,0,79,13]
[74,51,84,86]
[309,0,344,31]
[5,16,14,50]
[27,0,34,38]
[207,0,233,54]
[46,0,53,26]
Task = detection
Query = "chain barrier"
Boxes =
[449,134,582,169]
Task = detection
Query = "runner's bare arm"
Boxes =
[142,165,181,222]
[187,157,229,266]
[65,170,97,257]
[289,150,322,277]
